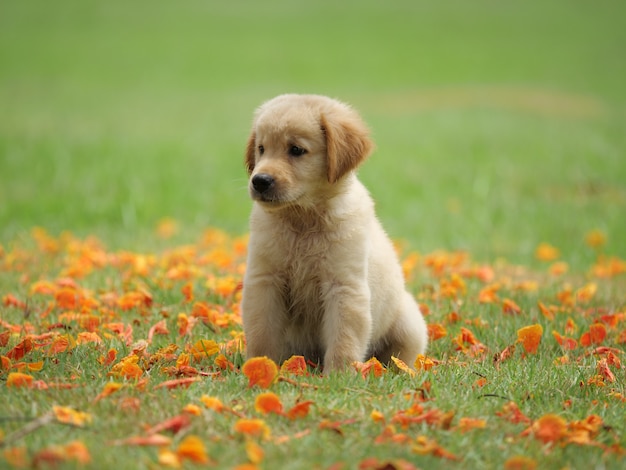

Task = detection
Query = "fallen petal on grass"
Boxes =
[242,357,279,388]
[517,324,543,354]
[1,226,625,468]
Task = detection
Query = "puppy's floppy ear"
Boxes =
[321,109,374,183]
[245,131,256,175]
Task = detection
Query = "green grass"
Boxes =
[0,231,624,469]
[1,0,625,468]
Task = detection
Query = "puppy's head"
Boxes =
[245,94,374,209]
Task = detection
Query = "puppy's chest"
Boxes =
[285,257,325,316]
[281,258,326,358]
[272,234,330,320]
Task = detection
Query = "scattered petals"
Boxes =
[517,324,543,354]
[585,229,606,248]
[94,382,124,402]
[552,330,578,350]
[6,338,33,361]
[145,414,192,435]
[52,406,92,427]
[280,355,308,376]
[176,435,210,464]
[504,456,537,470]
[535,242,560,261]
[524,414,567,444]
[234,419,271,439]
[245,440,264,465]
[114,434,173,447]
[427,323,448,341]
[254,392,284,415]
[148,319,169,343]
[412,435,459,460]
[242,356,279,388]
[414,354,436,371]
[496,402,531,424]
[391,356,416,376]
[353,357,385,378]
[457,417,487,432]
[6,372,34,388]
[580,323,607,347]
[502,298,522,315]
[1,226,625,468]
[2,446,28,468]
[201,395,225,412]
[286,401,313,420]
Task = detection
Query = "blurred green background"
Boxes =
[1,0,625,264]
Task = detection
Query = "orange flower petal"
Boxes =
[245,440,264,465]
[147,320,169,343]
[427,323,448,341]
[597,358,616,383]
[233,419,271,439]
[20,360,44,372]
[412,435,459,460]
[504,456,537,470]
[589,323,607,344]
[155,377,201,390]
[6,372,34,388]
[254,392,284,415]
[76,331,102,345]
[176,435,210,464]
[391,356,416,376]
[353,357,386,378]
[535,242,560,261]
[585,229,606,248]
[286,401,313,420]
[576,283,597,303]
[157,449,181,468]
[280,355,308,376]
[48,334,76,355]
[242,356,279,388]
[552,331,578,350]
[6,338,33,361]
[112,361,143,380]
[517,324,543,354]
[189,339,220,358]
[526,414,567,444]
[214,353,234,370]
[182,404,202,416]
[200,395,225,412]
[52,406,92,426]
[457,417,487,432]
[55,287,78,309]
[478,284,500,304]
[414,354,436,371]
[145,414,191,435]
[63,441,91,464]
[114,434,172,447]
[2,446,28,468]
[496,402,531,424]
[93,382,124,402]
[502,298,522,315]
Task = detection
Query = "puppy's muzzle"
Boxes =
[251,173,275,198]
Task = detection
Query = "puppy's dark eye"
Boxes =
[258,145,264,155]
[289,145,307,157]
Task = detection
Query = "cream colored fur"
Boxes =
[241,94,427,372]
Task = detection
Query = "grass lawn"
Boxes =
[1,0,625,468]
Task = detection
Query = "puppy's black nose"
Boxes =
[251,173,275,194]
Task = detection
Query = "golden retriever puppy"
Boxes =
[241,94,427,372]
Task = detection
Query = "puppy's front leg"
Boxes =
[322,283,372,372]
[241,275,286,364]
